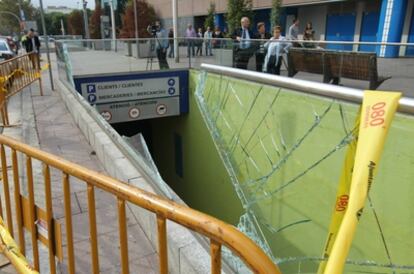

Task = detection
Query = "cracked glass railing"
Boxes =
[195,70,414,273]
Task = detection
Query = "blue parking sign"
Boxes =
[87,84,96,93]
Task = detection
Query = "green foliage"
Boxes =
[204,2,215,31]
[67,10,84,35]
[34,11,68,35]
[115,0,128,31]
[89,4,102,39]
[270,0,282,30]
[119,0,158,38]
[225,0,253,35]
[0,0,36,35]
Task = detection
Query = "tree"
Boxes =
[119,0,157,39]
[115,0,128,31]
[0,0,36,35]
[89,4,102,39]
[204,2,215,31]
[225,0,253,35]
[67,10,84,35]
[34,11,68,35]
[270,0,282,29]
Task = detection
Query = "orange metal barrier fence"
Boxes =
[0,134,281,274]
[0,53,43,126]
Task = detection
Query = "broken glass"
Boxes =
[195,70,414,273]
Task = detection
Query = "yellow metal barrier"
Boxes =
[0,134,281,274]
[0,53,43,126]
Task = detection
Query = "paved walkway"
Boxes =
[1,56,159,273]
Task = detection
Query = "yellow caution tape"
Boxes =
[317,114,359,274]
[320,91,401,274]
[41,63,49,71]
[0,216,38,273]
[0,67,41,95]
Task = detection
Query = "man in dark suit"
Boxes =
[232,17,254,69]
[254,22,271,72]
[22,29,41,69]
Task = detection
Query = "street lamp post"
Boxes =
[173,0,179,62]
[38,0,55,91]
[82,0,90,40]
[109,0,117,51]
[133,0,139,58]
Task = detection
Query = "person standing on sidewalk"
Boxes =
[196,28,203,56]
[204,26,213,56]
[212,26,224,49]
[232,17,254,69]
[168,28,174,58]
[153,22,169,69]
[21,29,41,69]
[263,26,291,75]
[288,18,302,47]
[185,24,196,57]
[254,22,271,72]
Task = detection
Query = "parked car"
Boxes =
[0,38,16,61]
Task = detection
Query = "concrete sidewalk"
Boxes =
[1,56,159,273]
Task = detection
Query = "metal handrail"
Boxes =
[55,38,414,47]
[200,63,414,115]
[0,134,280,274]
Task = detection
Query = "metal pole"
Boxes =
[61,19,66,35]
[173,0,179,62]
[110,0,117,51]
[38,0,55,91]
[133,0,139,58]
[82,0,90,39]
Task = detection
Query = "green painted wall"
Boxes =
[149,70,243,225]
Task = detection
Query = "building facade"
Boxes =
[153,0,414,57]
[45,6,74,14]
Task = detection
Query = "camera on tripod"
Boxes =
[147,23,160,37]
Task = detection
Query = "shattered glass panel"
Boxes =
[122,134,174,199]
[194,71,414,273]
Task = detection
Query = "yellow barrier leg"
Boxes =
[0,216,39,274]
